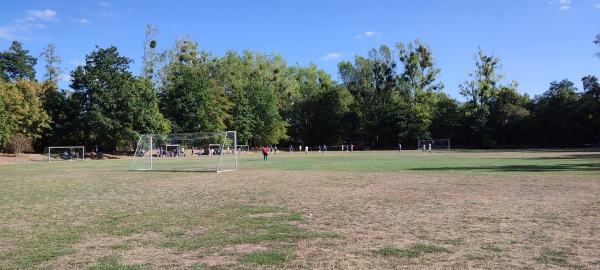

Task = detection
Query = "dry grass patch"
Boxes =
[0,150,598,269]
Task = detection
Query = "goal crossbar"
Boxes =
[417,139,451,150]
[44,146,85,162]
[129,131,237,172]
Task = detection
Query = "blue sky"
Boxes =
[1,0,599,100]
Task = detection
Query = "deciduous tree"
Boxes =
[70,46,168,150]
[0,80,51,140]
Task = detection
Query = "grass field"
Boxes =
[0,149,599,269]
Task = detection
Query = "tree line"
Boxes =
[1,26,599,154]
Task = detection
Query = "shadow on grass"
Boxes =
[409,162,600,173]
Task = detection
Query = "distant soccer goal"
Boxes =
[417,139,451,150]
[43,146,85,162]
[237,144,250,154]
[129,131,237,172]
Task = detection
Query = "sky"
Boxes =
[1,0,599,100]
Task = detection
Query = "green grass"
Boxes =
[240,150,600,177]
[373,244,453,258]
[535,248,569,266]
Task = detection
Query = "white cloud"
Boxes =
[559,5,571,10]
[355,31,382,39]
[0,26,16,40]
[320,52,343,61]
[78,18,91,24]
[0,9,58,41]
[549,0,572,4]
[595,3,600,8]
[26,9,58,22]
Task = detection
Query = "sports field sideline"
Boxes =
[0,149,598,269]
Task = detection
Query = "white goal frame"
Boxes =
[237,144,250,154]
[129,131,237,172]
[43,146,85,162]
[417,139,451,150]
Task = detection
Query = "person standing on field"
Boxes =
[305,145,308,154]
[262,146,270,161]
[428,142,432,153]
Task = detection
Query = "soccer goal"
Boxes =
[43,146,85,162]
[129,131,237,172]
[417,139,451,150]
[237,144,250,154]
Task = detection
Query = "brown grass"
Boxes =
[2,150,599,269]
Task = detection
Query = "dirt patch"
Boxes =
[0,153,44,164]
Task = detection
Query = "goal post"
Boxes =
[417,139,451,150]
[43,146,85,162]
[237,144,250,154]
[129,131,237,172]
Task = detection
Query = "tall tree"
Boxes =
[579,75,600,144]
[0,80,51,140]
[0,41,37,82]
[397,40,443,142]
[213,49,288,146]
[285,64,344,146]
[430,93,461,142]
[339,45,405,147]
[70,46,168,150]
[488,84,532,145]
[38,81,71,147]
[459,48,508,147]
[39,43,63,84]
[158,37,229,133]
[532,79,580,147]
[142,24,159,80]
[397,39,442,102]
[159,66,227,132]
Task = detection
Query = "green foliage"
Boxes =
[430,93,461,140]
[0,80,51,140]
[459,48,509,147]
[0,41,37,82]
[160,66,226,132]
[0,97,10,148]
[532,79,580,146]
[339,46,404,147]
[69,46,167,150]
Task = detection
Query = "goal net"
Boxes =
[129,131,237,172]
[237,144,250,154]
[43,146,85,162]
[417,139,451,150]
